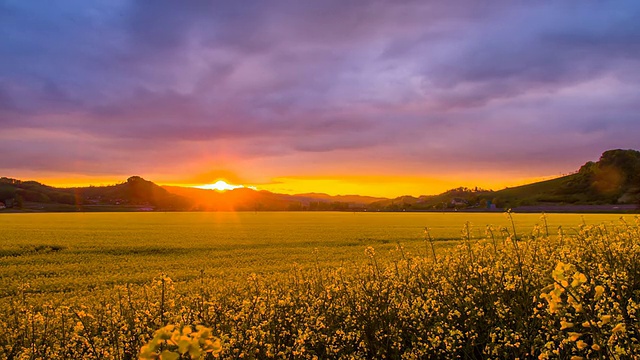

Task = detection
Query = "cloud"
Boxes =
[1,0,640,188]
[418,2,640,108]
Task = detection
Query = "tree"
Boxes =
[16,194,24,209]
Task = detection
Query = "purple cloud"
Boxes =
[1,0,640,190]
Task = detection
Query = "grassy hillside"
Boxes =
[490,149,640,208]
[369,149,640,211]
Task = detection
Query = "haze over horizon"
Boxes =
[2,1,640,197]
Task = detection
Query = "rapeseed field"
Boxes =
[0,212,638,358]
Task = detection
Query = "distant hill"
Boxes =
[367,188,494,211]
[161,187,381,211]
[0,176,190,211]
[2,149,639,212]
[0,178,76,208]
[0,176,383,212]
[368,149,640,211]
[74,176,191,209]
[162,186,300,211]
[293,193,385,205]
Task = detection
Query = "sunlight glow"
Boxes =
[195,180,256,192]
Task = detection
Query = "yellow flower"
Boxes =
[571,273,587,287]
[592,343,601,351]
[615,345,627,355]
[576,340,588,350]
[364,246,376,258]
[601,315,612,324]
[594,285,605,300]
[568,332,582,341]
[612,323,626,334]
[560,321,574,330]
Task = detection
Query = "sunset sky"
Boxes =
[1,1,639,197]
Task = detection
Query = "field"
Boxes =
[1,212,639,359]
[0,212,626,296]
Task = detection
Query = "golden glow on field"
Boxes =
[194,180,256,192]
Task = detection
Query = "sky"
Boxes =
[1,1,640,197]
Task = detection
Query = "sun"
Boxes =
[195,180,244,191]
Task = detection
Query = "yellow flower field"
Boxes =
[0,212,638,358]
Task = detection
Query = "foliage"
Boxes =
[0,177,75,206]
[1,213,639,358]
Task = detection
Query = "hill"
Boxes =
[2,149,639,212]
[0,176,191,211]
[490,149,640,208]
[0,176,383,212]
[0,178,76,208]
[368,149,640,211]
[293,193,386,205]
[161,187,380,211]
[162,186,300,211]
[367,188,493,211]
[74,176,191,210]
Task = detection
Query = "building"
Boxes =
[450,198,468,207]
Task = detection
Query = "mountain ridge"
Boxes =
[1,149,639,212]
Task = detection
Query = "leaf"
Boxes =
[178,339,191,354]
[160,350,180,360]
[188,343,202,359]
